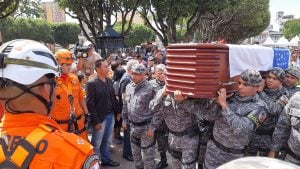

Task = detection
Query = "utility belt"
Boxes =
[168,147,182,160]
[55,114,83,124]
[129,119,151,126]
[212,136,245,154]
[169,125,199,137]
[286,146,300,161]
[75,127,87,135]
[55,114,86,134]
[255,128,274,136]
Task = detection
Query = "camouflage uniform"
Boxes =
[193,69,268,169]
[149,79,169,167]
[285,68,300,97]
[285,86,300,98]
[149,90,203,169]
[122,64,156,169]
[247,68,289,156]
[271,93,300,165]
[197,117,214,169]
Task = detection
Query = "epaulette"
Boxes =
[54,131,93,155]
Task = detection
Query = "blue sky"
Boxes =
[269,0,300,22]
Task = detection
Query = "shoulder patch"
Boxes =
[288,107,300,118]
[83,154,100,169]
[247,106,267,129]
[55,131,93,155]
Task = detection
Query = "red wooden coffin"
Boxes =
[166,43,235,98]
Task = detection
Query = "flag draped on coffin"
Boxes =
[273,48,290,69]
[227,44,290,77]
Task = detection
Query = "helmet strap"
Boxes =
[2,80,55,114]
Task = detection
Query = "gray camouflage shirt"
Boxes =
[271,95,300,157]
[193,93,267,150]
[149,89,200,132]
[122,79,155,126]
[285,86,300,98]
[257,87,289,131]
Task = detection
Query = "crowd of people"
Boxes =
[0,39,299,169]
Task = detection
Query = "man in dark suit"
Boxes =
[86,58,120,167]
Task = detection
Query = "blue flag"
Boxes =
[273,48,290,69]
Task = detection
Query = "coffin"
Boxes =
[166,43,234,98]
[165,43,290,98]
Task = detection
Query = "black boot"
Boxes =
[156,152,168,169]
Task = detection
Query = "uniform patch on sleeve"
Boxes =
[247,106,267,129]
[83,154,99,169]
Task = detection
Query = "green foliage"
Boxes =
[283,19,300,40]
[196,0,270,43]
[139,0,200,45]
[0,17,53,43]
[139,0,269,45]
[15,0,45,18]
[52,23,81,47]
[0,17,80,46]
[114,22,155,47]
[0,0,19,19]
[222,0,270,43]
[56,0,141,46]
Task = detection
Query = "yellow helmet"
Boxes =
[55,49,73,65]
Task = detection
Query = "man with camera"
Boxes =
[77,41,102,77]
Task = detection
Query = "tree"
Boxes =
[0,0,19,19]
[138,0,239,46]
[0,17,52,43]
[139,0,195,45]
[114,22,155,47]
[55,0,104,45]
[52,23,81,47]
[115,0,141,36]
[14,0,45,18]
[197,0,270,43]
[283,19,300,40]
[56,0,141,46]
[139,0,269,45]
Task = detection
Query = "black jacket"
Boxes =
[86,76,121,126]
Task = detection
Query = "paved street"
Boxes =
[88,134,173,169]
[101,141,173,169]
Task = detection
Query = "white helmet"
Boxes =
[0,39,59,85]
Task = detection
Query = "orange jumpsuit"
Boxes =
[0,113,98,169]
[51,73,88,140]
[0,104,3,122]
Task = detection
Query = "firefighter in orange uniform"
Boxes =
[0,39,99,168]
[51,49,89,140]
